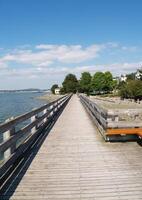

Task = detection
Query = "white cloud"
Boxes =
[0,61,8,69]
[121,46,137,52]
[36,44,57,50]
[0,43,138,71]
[0,44,105,68]
[37,61,53,67]
[1,61,141,81]
[106,42,138,52]
[0,42,141,88]
[73,62,142,75]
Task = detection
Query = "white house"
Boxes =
[135,69,142,80]
[54,88,60,95]
[120,74,127,82]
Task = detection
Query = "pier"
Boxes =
[1,95,142,199]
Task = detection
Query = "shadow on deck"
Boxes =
[0,100,69,199]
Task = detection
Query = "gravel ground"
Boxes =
[89,96,142,122]
[90,96,142,109]
[37,93,64,102]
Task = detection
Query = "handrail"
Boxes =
[0,94,72,175]
[79,94,142,141]
[79,95,107,126]
[0,95,68,133]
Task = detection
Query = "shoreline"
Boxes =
[37,93,64,102]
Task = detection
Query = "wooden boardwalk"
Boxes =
[3,95,142,199]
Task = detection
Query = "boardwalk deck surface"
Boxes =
[3,95,142,199]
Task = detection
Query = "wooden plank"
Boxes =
[0,111,50,153]
[1,95,142,200]
[80,95,142,138]
[0,95,71,177]
[107,121,142,129]
[106,128,142,135]
[0,97,69,154]
[80,96,107,117]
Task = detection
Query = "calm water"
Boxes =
[0,92,49,162]
[0,92,47,124]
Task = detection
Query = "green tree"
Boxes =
[51,84,59,94]
[60,87,66,94]
[126,73,135,81]
[117,80,126,89]
[62,74,78,93]
[119,80,142,100]
[80,72,92,95]
[104,71,114,92]
[91,71,117,94]
[119,83,129,99]
[91,72,106,93]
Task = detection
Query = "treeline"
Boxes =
[51,71,117,95]
[51,69,142,101]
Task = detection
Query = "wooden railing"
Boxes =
[79,94,108,140]
[79,94,142,142]
[0,94,71,176]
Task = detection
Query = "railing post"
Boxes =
[53,103,56,114]
[10,117,16,154]
[114,115,119,122]
[3,127,10,160]
[57,100,60,110]
[54,102,58,113]
[3,117,16,160]
[50,104,54,117]
[31,115,37,134]
[43,108,48,123]
[58,99,61,109]
[55,100,60,115]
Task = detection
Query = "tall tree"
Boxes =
[91,72,106,93]
[91,71,116,93]
[126,73,136,81]
[62,74,78,93]
[80,72,92,95]
[119,80,142,101]
[51,84,59,94]
[104,71,114,92]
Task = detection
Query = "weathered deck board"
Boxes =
[3,95,142,199]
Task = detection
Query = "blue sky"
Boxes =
[0,0,142,89]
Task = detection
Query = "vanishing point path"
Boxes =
[4,95,142,199]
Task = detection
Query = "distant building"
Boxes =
[120,74,127,82]
[54,88,60,95]
[135,69,142,80]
